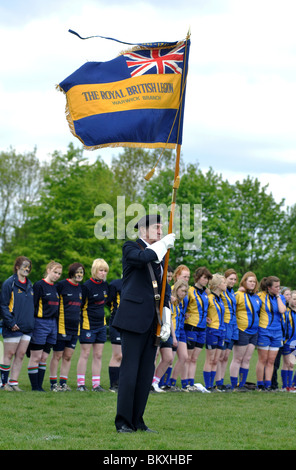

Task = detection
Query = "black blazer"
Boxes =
[112,238,170,334]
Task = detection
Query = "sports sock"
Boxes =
[77,374,85,387]
[159,366,172,387]
[108,366,120,388]
[0,364,10,385]
[59,376,68,386]
[50,376,57,386]
[8,379,19,387]
[181,379,188,389]
[203,371,211,389]
[169,378,176,387]
[281,369,288,388]
[28,366,39,390]
[230,376,238,389]
[210,371,216,388]
[92,375,100,388]
[38,362,47,390]
[239,367,248,387]
[264,380,271,388]
[288,370,293,388]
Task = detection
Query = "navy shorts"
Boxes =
[53,333,78,351]
[30,317,57,347]
[160,334,173,349]
[109,325,121,345]
[79,325,107,344]
[234,329,258,347]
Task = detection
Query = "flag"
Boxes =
[58,32,190,150]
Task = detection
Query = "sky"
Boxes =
[1,0,296,207]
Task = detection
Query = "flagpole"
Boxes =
[154,32,190,344]
[155,143,181,343]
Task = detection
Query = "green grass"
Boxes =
[1,340,296,450]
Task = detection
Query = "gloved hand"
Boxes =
[146,233,176,262]
[159,306,171,342]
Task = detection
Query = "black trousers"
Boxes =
[115,324,157,430]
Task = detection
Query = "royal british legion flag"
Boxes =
[58,33,190,150]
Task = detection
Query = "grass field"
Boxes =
[1,339,296,451]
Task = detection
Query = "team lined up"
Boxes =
[154,265,296,393]
[1,256,296,393]
[0,256,121,392]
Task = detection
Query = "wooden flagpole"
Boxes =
[154,31,190,343]
[155,143,181,342]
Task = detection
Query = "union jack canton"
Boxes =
[124,43,186,77]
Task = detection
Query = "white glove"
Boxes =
[146,233,176,262]
[159,306,171,342]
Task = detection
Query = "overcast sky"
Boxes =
[1,0,296,206]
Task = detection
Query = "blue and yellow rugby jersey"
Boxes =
[184,285,209,329]
[235,291,261,334]
[282,307,296,345]
[258,291,284,330]
[81,278,111,330]
[221,288,237,325]
[171,283,189,312]
[171,300,186,339]
[207,292,225,331]
[33,279,59,319]
[56,279,83,335]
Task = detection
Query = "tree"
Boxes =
[0,144,123,283]
[141,162,287,281]
[227,176,285,278]
[0,147,44,251]
[111,147,183,201]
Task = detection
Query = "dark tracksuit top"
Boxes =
[1,273,34,334]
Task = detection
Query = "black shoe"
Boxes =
[139,427,158,433]
[117,425,135,433]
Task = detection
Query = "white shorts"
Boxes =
[3,334,31,343]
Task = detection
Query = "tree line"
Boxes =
[0,144,295,287]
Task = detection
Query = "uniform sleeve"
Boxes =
[81,284,88,307]
[106,282,117,304]
[0,279,15,328]
[56,281,63,295]
[33,281,43,312]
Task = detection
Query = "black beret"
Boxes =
[134,214,162,229]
